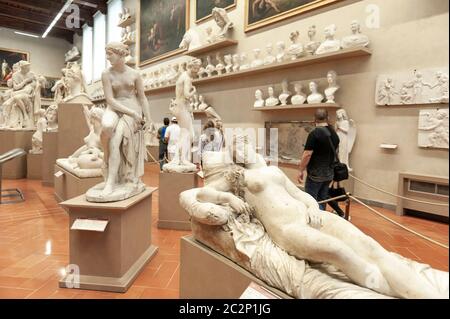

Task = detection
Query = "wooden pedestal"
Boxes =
[0,130,34,179]
[54,164,103,203]
[42,131,58,186]
[59,188,158,293]
[57,103,90,158]
[180,236,289,299]
[158,172,197,230]
[27,153,42,179]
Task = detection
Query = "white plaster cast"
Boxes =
[205,55,216,77]
[315,24,341,55]
[121,26,135,44]
[291,83,307,105]
[341,20,370,49]
[324,70,340,103]
[232,54,240,72]
[418,108,449,149]
[118,7,131,25]
[254,89,265,108]
[215,53,225,75]
[45,104,58,132]
[86,42,153,202]
[205,26,216,44]
[224,54,233,73]
[265,86,279,107]
[278,79,291,105]
[180,28,202,51]
[251,48,264,68]
[212,7,234,39]
[307,81,324,104]
[65,46,81,62]
[240,53,250,70]
[29,109,47,154]
[276,41,286,63]
[288,31,305,60]
[375,67,449,105]
[264,43,276,65]
[198,95,222,121]
[336,108,356,170]
[306,25,321,55]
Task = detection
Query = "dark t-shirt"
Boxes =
[304,125,340,182]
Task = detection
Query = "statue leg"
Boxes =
[102,122,124,195]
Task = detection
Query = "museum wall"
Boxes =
[85,0,449,207]
[0,27,71,79]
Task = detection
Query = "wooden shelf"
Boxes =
[185,39,238,57]
[118,16,135,28]
[122,39,135,46]
[253,103,340,111]
[145,46,372,95]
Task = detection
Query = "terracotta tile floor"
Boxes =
[0,163,448,299]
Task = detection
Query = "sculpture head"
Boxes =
[327,70,338,85]
[350,20,361,34]
[268,86,274,96]
[187,58,202,75]
[240,53,248,63]
[281,79,289,91]
[276,41,285,51]
[216,53,223,62]
[206,26,213,35]
[336,108,348,121]
[206,55,212,63]
[253,48,261,58]
[309,81,318,93]
[6,79,13,88]
[266,43,273,53]
[324,24,337,39]
[45,104,58,125]
[105,42,130,66]
[18,60,31,73]
[308,25,317,40]
[232,54,239,64]
[224,54,232,64]
[294,83,303,94]
[255,89,263,100]
[199,95,205,102]
[89,106,105,129]
[289,31,300,43]
[212,7,232,29]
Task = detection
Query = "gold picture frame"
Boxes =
[0,47,30,86]
[195,0,237,24]
[138,0,190,67]
[245,0,342,32]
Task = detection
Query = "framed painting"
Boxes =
[245,0,342,32]
[195,0,236,23]
[0,47,29,87]
[265,121,315,165]
[41,76,59,100]
[138,0,190,67]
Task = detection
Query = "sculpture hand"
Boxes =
[131,111,142,122]
[229,196,251,215]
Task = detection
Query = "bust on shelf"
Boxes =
[240,53,250,70]
[264,43,276,65]
[341,20,370,49]
[212,7,234,39]
[251,48,264,68]
[224,54,233,73]
[307,81,324,104]
[291,83,307,105]
[215,53,225,75]
[288,31,305,60]
[276,41,286,62]
[306,25,321,55]
[278,79,291,105]
[45,104,58,132]
[205,26,217,44]
[315,24,341,55]
[324,70,340,103]
[265,87,279,107]
[254,89,265,108]
[232,54,240,72]
[205,55,216,77]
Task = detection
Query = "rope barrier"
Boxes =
[350,174,449,207]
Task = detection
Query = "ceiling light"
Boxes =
[14,31,40,38]
[42,0,74,38]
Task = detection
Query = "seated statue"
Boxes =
[179,136,449,299]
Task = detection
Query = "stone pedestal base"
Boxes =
[27,153,42,179]
[158,172,197,230]
[57,103,90,158]
[54,164,103,203]
[180,236,289,299]
[0,130,34,179]
[42,131,58,186]
[59,187,158,293]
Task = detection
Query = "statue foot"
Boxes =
[100,183,114,197]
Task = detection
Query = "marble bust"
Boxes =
[215,53,225,75]
[224,54,233,73]
[205,26,216,44]
[278,79,291,105]
[29,109,47,154]
[291,83,306,105]
[251,48,264,68]
[254,89,265,108]
[288,31,305,60]
[306,25,321,55]
[205,55,216,77]
[264,43,276,65]
[232,54,240,72]
[45,104,58,132]
[212,7,234,39]
[276,41,286,62]
[315,24,341,55]
[240,53,250,70]
[307,81,324,104]
[342,20,370,49]
[325,70,340,103]
[265,86,279,107]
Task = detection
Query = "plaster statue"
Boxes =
[251,48,264,68]
[307,81,324,104]
[179,28,202,51]
[179,138,449,299]
[198,95,222,121]
[198,59,208,79]
[224,54,233,73]
[65,46,81,62]
[276,41,286,63]
[324,70,340,103]
[403,71,432,103]
[315,24,341,55]
[341,20,370,49]
[418,109,449,149]
[306,25,321,55]
[60,62,91,103]
[240,53,250,70]
[192,94,200,110]
[29,109,47,154]
[205,55,216,77]
[429,71,449,103]
[278,79,291,105]
[215,53,225,75]
[232,54,240,72]
[288,31,305,60]
[399,84,413,104]
[291,83,306,105]
[254,89,265,108]
[163,58,202,173]
[376,77,397,105]
[264,43,276,65]
[205,26,216,44]
[45,104,58,132]
[265,86,279,107]
[335,109,356,170]
[118,7,131,24]
[121,26,135,43]
[86,42,153,202]
[212,7,234,39]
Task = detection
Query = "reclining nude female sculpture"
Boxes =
[86,42,153,202]
[179,136,448,299]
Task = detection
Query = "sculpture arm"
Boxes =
[135,72,153,126]
[197,187,253,215]
[101,71,139,117]
[284,174,320,211]
[82,105,93,131]
[12,75,32,91]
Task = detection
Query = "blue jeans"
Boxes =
[305,177,331,211]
